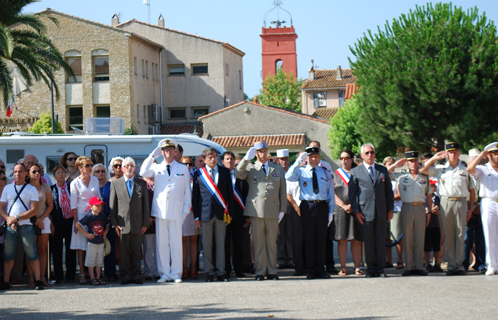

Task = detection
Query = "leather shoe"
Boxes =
[326,267,339,274]
[306,273,316,279]
[205,275,214,282]
[255,275,265,281]
[235,272,246,278]
[365,272,376,278]
[456,270,466,276]
[120,279,131,285]
[278,264,287,269]
[446,270,456,276]
[402,270,414,276]
[135,279,144,284]
[316,272,330,279]
[293,270,305,276]
[267,274,279,280]
[217,275,229,282]
[378,273,388,278]
[414,270,428,276]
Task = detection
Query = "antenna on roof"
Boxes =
[142,0,151,24]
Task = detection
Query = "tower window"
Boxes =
[275,60,283,73]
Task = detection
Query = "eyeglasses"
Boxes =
[31,170,41,174]
[67,157,77,161]
[339,157,351,161]
[123,165,135,168]
[0,177,6,181]
[54,171,66,175]
[113,164,122,168]
[81,164,93,168]
[94,170,106,174]
[365,151,375,155]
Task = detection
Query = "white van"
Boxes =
[0,133,225,180]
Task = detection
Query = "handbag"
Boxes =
[103,237,111,256]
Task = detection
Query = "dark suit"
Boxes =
[225,173,249,275]
[110,177,150,281]
[349,163,394,275]
[193,165,233,276]
[50,183,76,282]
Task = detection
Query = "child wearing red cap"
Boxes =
[76,197,109,285]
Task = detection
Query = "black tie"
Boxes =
[166,165,171,176]
[262,164,266,175]
[312,168,319,194]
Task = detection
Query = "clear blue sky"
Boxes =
[25,0,498,99]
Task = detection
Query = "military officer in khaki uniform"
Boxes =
[235,141,287,281]
[397,151,433,276]
[420,142,475,275]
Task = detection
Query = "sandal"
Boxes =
[99,279,106,285]
[90,279,99,286]
[191,267,199,279]
[355,268,364,275]
[338,269,347,276]
[79,274,87,285]
[40,277,52,287]
[27,278,35,288]
[182,267,189,279]
[396,262,404,269]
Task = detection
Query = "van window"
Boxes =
[7,150,24,163]
[90,149,106,165]
[46,157,61,175]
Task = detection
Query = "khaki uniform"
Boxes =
[397,173,432,270]
[429,162,475,272]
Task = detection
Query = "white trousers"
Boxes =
[155,218,183,280]
[143,234,158,276]
[481,198,498,271]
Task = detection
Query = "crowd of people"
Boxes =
[0,138,497,290]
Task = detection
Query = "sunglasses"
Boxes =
[0,177,6,181]
[81,164,93,168]
[182,163,193,167]
[0,165,5,169]
[94,170,106,174]
[31,170,41,174]
[67,157,77,161]
[365,151,375,155]
[113,164,122,168]
[340,157,351,160]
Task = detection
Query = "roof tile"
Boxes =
[211,134,305,148]
[160,124,203,136]
[302,69,356,89]
[312,108,338,120]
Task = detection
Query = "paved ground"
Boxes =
[0,267,496,320]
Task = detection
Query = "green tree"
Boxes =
[28,111,64,134]
[0,0,74,107]
[349,2,498,154]
[327,97,363,159]
[258,70,302,112]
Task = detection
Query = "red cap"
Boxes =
[430,179,438,186]
[86,196,105,211]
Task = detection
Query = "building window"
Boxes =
[275,59,283,73]
[146,61,149,79]
[192,64,208,75]
[95,105,110,118]
[313,91,327,108]
[68,106,83,130]
[225,63,229,76]
[142,60,145,77]
[169,108,186,119]
[239,70,242,90]
[156,64,159,80]
[134,57,137,75]
[192,107,209,119]
[137,104,140,123]
[168,64,185,75]
[93,56,109,81]
[152,63,155,81]
[143,105,147,124]
[66,57,82,83]
[339,90,344,107]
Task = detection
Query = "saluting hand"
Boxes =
[393,158,407,167]
[151,146,162,158]
[434,151,447,160]
[244,147,257,160]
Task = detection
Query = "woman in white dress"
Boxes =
[70,156,101,284]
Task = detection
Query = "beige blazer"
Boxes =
[234,159,287,219]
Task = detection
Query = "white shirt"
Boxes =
[473,163,498,199]
[205,165,219,185]
[230,170,236,186]
[392,181,402,211]
[286,180,301,207]
[363,162,375,177]
[0,183,39,225]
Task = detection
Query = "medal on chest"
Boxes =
[303,181,307,187]
[403,185,407,191]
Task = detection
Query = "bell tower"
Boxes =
[260,1,298,81]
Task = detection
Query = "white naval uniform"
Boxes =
[429,161,475,272]
[140,158,191,280]
[473,163,498,272]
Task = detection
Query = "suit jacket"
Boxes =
[228,176,249,222]
[348,163,394,222]
[109,177,150,234]
[234,159,287,219]
[192,165,233,222]
[50,182,72,227]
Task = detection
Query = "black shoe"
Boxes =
[35,280,44,290]
[205,275,214,282]
[120,279,131,285]
[278,264,287,269]
[433,265,443,272]
[316,272,330,279]
[255,275,265,281]
[414,269,428,276]
[365,272,376,278]
[402,270,414,276]
[307,273,316,279]
[235,272,246,278]
[244,267,255,274]
[218,274,229,282]
[135,279,144,284]
[54,279,65,285]
[446,270,456,276]
[144,276,152,280]
[293,270,305,276]
[456,270,466,276]
[378,273,388,278]
[384,262,394,269]
[326,267,339,274]
[267,274,279,280]
[0,280,11,290]
[425,264,434,273]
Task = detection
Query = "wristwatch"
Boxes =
[15,215,20,221]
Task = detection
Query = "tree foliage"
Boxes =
[349,2,498,154]
[327,97,363,159]
[0,0,74,107]
[258,70,302,112]
[28,111,64,134]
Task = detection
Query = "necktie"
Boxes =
[59,183,72,219]
[368,166,374,181]
[209,168,214,181]
[262,164,266,175]
[166,165,171,176]
[312,168,319,194]
[127,179,133,197]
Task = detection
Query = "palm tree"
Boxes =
[0,0,74,107]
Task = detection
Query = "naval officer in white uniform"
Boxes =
[140,139,191,283]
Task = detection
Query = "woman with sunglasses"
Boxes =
[69,156,101,284]
[59,152,79,182]
[180,156,198,279]
[109,157,124,181]
[26,164,54,287]
[333,149,363,276]
[92,164,116,281]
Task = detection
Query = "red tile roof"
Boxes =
[160,124,203,136]
[211,134,305,148]
[345,83,358,99]
[198,101,329,124]
[312,108,338,120]
[302,69,356,90]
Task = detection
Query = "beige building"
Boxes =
[301,64,357,119]
[1,9,162,134]
[116,16,245,125]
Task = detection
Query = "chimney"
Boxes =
[111,14,119,27]
[158,14,164,27]
[308,59,315,81]
[336,65,343,80]
[254,96,259,104]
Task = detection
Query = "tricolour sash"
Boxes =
[199,167,231,224]
[233,184,245,210]
[335,168,350,187]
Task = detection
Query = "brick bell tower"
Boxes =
[260,1,298,81]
